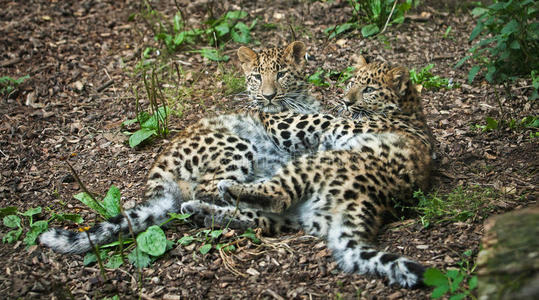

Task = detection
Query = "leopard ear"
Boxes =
[283,41,306,66]
[352,55,368,70]
[387,66,410,96]
[237,46,257,71]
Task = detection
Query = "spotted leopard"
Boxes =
[181,56,434,288]
[39,41,323,254]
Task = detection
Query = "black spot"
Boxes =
[227,137,238,143]
[313,173,321,183]
[361,146,374,154]
[189,143,199,149]
[221,158,231,165]
[226,165,238,172]
[185,160,193,172]
[108,215,124,224]
[344,190,357,200]
[355,175,368,182]
[296,121,308,129]
[283,140,292,148]
[313,119,320,125]
[297,131,305,139]
[236,143,248,151]
[184,148,192,155]
[246,151,254,160]
[246,211,254,218]
[312,222,320,231]
[329,189,340,196]
[144,215,155,226]
[192,156,199,166]
[151,172,161,179]
[380,253,399,265]
[321,121,330,129]
[402,173,411,184]
[360,251,378,260]
[241,167,249,175]
[280,131,291,139]
[129,211,139,220]
[214,133,224,139]
[204,137,214,144]
[277,123,289,130]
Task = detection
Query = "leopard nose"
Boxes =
[262,92,276,101]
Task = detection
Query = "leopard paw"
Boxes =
[217,179,238,204]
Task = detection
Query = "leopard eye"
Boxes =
[364,86,376,93]
[276,71,285,79]
[253,73,262,81]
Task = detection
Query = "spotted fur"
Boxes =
[181,57,434,288]
[39,42,322,254]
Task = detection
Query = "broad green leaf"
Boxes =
[471,7,488,16]
[469,275,478,290]
[23,220,48,246]
[361,24,380,37]
[199,243,212,254]
[0,207,18,217]
[129,128,157,148]
[54,213,84,224]
[137,225,167,257]
[2,228,22,243]
[178,235,194,246]
[102,185,121,218]
[446,269,460,280]
[485,65,496,83]
[509,40,520,49]
[486,117,499,130]
[21,207,42,217]
[501,19,519,35]
[468,65,481,83]
[449,293,467,300]
[210,229,223,239]
[105,254,124,269]
[74,192,108,218]
[3,215,21,228]
[128,247,152,268]
[216,243,235,252]
[225,10,247,20]
[198,48,229,62]
[423,268,448,286]
[214,22,230,37]
[173,32,186,47]
[450,271,465,292]
[231,22,251,44]
[431,285,449,299]
[168,213,191,221]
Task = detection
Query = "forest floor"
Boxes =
[0,0,537,299]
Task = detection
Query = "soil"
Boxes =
[0,0,537,299]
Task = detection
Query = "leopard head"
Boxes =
[237,41,319,113]
[340,56,422,119]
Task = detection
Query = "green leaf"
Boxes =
[469,275,478,290]
[361,24,380,37]
[450,271,465,292]
[210,230,223,239]
[21,207,42,217]
[214,22,230,37]
[23,220,48,246]
[449,294,467,300]
[216,243,235,252]
[455,55,471,69]
[3,228,23,243]
[74,192,108,218]
[501,19,519,35]
[0,207,18,217]
[168,213,191,221]
[471,7,488,16]
[231,22,251,44]
[423,268,448,286]
[225,10,247,20]
[105,254,124,269]
[173,14,182,32]
[199,243,212,254]
[129,128,157,148]
[3,215,21,228]
[485,117,499,130]
[468,65,481,83]
[178,235,195,246]
[197,48,230,62]
[240,228,261,244]
[469,22,484,41]
[137,225,167,257]
[509,40,520,49]
[431,285,449,299]
[128,247,152,268]
[102,185,121,218]
[54,213,84,224]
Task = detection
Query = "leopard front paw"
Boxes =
[217,179,238,204]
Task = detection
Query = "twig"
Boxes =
[381,0,398,34]
[96,79,114,93]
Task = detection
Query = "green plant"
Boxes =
[1,206,82,246]
[473,116,538,133]
[0,75,29,96]
[456,0,539,84]
[325,0,416,38]
[424,250,478,299]
[410,186,497,228]
[178,227,261,255]
[148,6,256,60]
[409,64,459,90]
[308,66,355,87]
[531,70,539,100]
[443,25,453,39]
